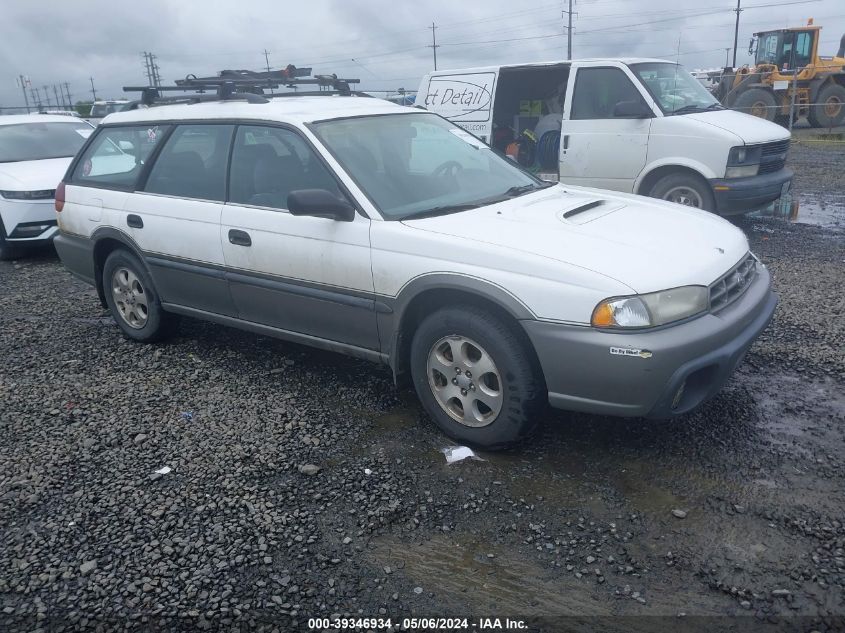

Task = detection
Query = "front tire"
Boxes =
[807,83,845,129]
[0,218,23,261]
[102,249,177,342]
[410,305,545,449]
[649,172,716,211]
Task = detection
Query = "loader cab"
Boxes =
[754,28,818,72]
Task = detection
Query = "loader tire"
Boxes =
[733,88,777,122]
[807,83,845,129]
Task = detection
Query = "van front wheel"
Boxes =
[648,173,715,212]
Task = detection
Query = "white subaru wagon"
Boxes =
[53,95,777,448]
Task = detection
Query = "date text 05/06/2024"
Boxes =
[307,617,527,630]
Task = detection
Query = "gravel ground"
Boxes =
[1,145,844,632]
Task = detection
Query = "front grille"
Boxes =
[757,139,789,174]
[709,253,757,311]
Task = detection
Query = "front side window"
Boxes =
[312,113,546,220]
[630,63,720,115]
[228,125,342,210]
[793,32,813,68]
[570,67,649,120]
[144,124,233,201]
[72,125,169,188]
[0,122,92,163]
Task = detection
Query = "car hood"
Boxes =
[0,157,72,191]
[683,109,790,145]
[401,185,749,294]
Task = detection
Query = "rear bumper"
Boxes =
[709,168,793,215]
[54,232,96,285]
[521,266,777,419]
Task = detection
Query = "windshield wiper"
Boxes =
[399,203,482,221]
[503,181,555,197]
[669,104,709,115]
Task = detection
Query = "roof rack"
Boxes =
[123,65,363,108]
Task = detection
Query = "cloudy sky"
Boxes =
[1,0,843,108]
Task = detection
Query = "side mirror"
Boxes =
[612,100,653,119]
[287,189,356,222]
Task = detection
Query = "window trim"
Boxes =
[570,65,651,121]
[225,121,365,217]
[65,124,175,192]
[141,123,235,202]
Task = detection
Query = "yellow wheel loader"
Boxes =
[714,22,845,128]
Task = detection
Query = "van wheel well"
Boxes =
[637,165,708,198]
[92,238,134,308]
[393,288,543,389]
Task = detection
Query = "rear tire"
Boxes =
[649,172,716,212]
[807,83,845,128]
[0,217,23,261]
[733,88,778,122]
[102,249,178,343]
[409,305,545,449]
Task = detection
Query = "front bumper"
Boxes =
[709,168,793,215]
[521,266,777,419]
[1,199,59,243]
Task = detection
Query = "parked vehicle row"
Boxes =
[50,93,777,447]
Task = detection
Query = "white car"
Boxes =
[53,95,777,447]
[0,114,94,259]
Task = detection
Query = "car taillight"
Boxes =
[55,181,66,212]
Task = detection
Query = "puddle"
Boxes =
[372,408,419,432]
[793,196,845,230]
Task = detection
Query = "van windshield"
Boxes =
[311,113,550,220]
[629,62,722,115]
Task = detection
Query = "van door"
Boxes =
[559,65,652,191]
[419,71,498,142]
[221,124,379,351]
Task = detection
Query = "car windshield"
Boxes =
[311,113,547,220]
[0,122,92,162]
[90,103,127,117]
[630,62,721,115]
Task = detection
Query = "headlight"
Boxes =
[726,145,762,179]
[592,285,709,329]
[0,189,55,200]
[725,165,759,178]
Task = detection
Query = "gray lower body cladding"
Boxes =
[521,266,777,419]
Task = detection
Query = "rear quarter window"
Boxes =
[71,125,170,189]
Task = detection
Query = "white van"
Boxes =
[418,59,793,214]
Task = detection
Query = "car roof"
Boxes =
[424,58,673,75]
[0,114,90,126]
[101,96,412,126]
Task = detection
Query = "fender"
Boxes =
[89,226,155,307]
[634,157,718,195]
[380,272,536,377]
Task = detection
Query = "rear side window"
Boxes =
[144,124,234,201]
[72,125,169,188]
[571,67,645,120]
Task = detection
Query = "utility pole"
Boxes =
[53,85,61,109]
[63,82,72,109]
[564,0,575,60]
[428,22,439,71]
[263,49,275,94]
[90,77,98,101]
[18,75,31,113]
[43,85,52,108]
[732,0,742,68]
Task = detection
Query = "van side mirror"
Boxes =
[287,189,356,222]
[613,100,653,119]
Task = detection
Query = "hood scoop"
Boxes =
[559,199,626,225]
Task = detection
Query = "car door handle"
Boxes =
[562,135,570,151]
[228,229,252,247]
[126,214,143,229]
